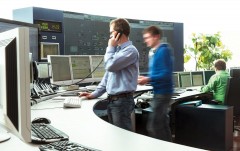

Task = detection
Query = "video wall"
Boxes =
[63,12,183,72]
[12,7,184,72]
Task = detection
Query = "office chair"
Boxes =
[224,68,240,131]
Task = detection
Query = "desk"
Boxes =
[0,92,206,151]
[132,89,212,136]
[171,90,213,108]
[175,104,233,151]
[170,90,213,134]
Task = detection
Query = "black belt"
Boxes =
[107,92,133,101]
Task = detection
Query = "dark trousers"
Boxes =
[107,95,135,131]
[147,94,172,142]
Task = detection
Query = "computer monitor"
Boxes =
[40,42,59,60]
[179,72,192,88]
[47,55,73,86]
[34,61,50,79]
[90,55,105,80]
[203,70,215,85]
[70,55,92,84]
[191,71,204,86]
[0,27,31,142]
[172,72,180,88]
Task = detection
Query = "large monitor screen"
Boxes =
[0,27,31,142]
[47,55,73,86]
[63,12,184,72]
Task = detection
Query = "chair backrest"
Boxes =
[224,68,240,116]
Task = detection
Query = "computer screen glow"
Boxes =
[48,55,73,86]
[192,72,204,86]
[90,55,105,78]
[41,42,59,60]
[35,62,50,79]
[179,72,192,87]
[70,55,92,79]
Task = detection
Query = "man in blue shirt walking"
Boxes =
[138,26,173,142]
[80,18,139,131]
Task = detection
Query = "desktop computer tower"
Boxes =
[175,104,233,151]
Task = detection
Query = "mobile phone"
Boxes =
[115,32,123,41]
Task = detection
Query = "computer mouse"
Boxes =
[32,117,51,124]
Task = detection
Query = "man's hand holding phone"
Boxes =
[108,32,122,47]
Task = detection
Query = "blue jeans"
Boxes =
[107,95,135,131]
[147,94,172,142]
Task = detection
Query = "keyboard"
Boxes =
[61,92,80,97]
[63,97,87,108]
[59,85,79,91]
[174,88,186,94]
[39,140,101,151]
[31,123,69,143]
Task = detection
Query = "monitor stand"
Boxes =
[0,132,11,143]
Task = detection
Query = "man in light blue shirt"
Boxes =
[80,18,139,131]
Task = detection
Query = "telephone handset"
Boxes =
[115,31,123,41]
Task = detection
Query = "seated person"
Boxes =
[201,59,230,104]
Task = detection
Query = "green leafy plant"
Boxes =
[184,32,232,70]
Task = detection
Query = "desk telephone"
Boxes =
[32,82,56,98]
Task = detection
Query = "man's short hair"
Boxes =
[142,25,163,39]
[110,18,130,36]
[214,59,226,70]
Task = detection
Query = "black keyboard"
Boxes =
[39,140,101,151]
[31,123,69,143]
